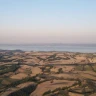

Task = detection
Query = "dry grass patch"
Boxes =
[31,67,42,76]
[10,73,28,80]
[30,80,75,96]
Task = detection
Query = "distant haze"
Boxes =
[0,0,96,44]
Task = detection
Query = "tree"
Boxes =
[58,68,63,73]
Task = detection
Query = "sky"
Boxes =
[0,0,96,44]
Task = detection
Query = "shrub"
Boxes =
[0,64,19,75]
[58,68,63,73]
[43,90,52,96]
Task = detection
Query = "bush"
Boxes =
[6,76,38,88]
[58,68,63,73]
[52,88,61,93]
[43,90,52,96]
[0,64,19,75]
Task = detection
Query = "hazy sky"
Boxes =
[0,0,96,44]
